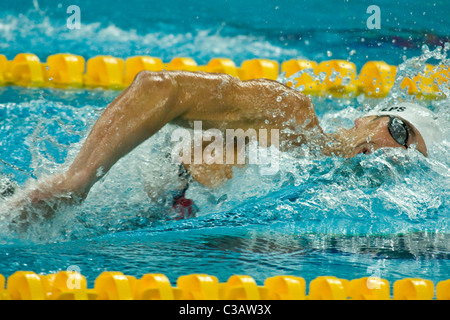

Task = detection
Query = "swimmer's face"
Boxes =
[347,115,427,157]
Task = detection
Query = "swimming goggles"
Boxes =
[387,116,409,148]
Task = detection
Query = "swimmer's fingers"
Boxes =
[4,173,82,230]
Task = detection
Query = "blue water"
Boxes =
[0,0,449,289]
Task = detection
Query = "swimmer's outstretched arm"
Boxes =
[13,70,317,217]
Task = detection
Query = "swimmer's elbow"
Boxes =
[130,70,187,119]
[133,70,179,95]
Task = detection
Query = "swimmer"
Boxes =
[6,70,443,222]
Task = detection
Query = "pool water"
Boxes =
[0,0,449,288]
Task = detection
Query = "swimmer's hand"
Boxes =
[5,172,87,230]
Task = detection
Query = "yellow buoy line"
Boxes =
[0,53,449,99]
[1,271,449,300]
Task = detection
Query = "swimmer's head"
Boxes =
[344,102,443,157]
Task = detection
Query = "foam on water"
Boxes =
[0,6,302,65]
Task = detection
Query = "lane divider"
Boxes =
[0,53,449,99]
[0,271,448,300]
